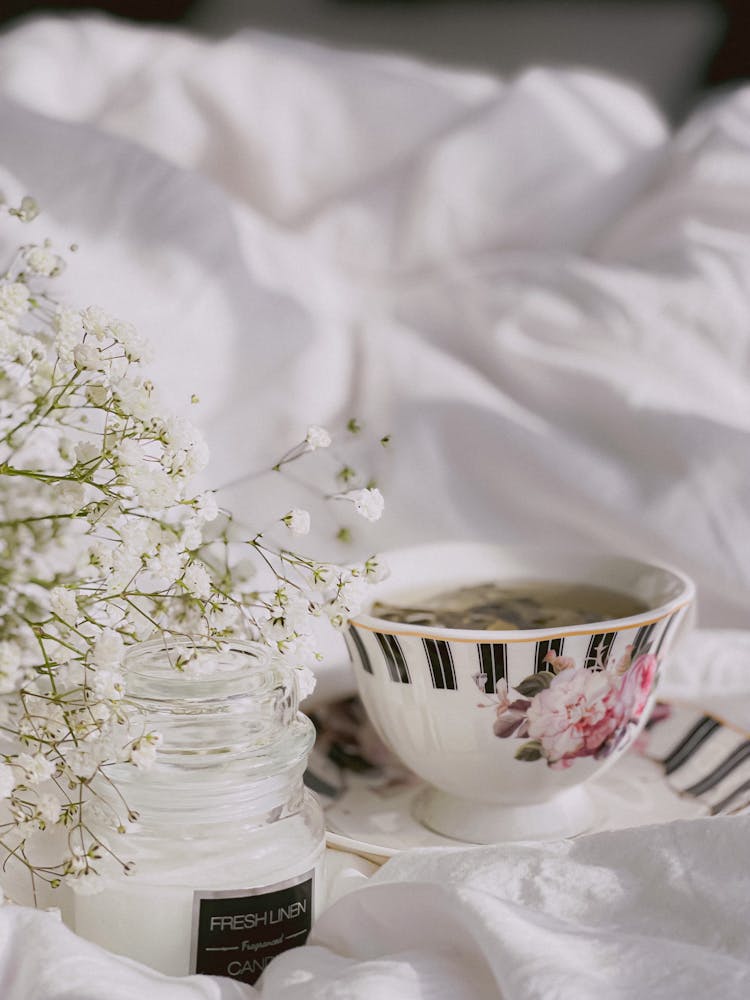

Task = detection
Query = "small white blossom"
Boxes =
[183,562,212,600]
[296,666,317,701]
[181,435,210,477]
[128,602,158,642]
[55,660,86,692]
[85,382,109,407]
[181,523,203,550]
[309,564,335,590]
[26,247,60,277]
[130,744,156,770]
[15,332,44,366]
[340,487,385,522]
[17,753,56,785]
[0,764,15,800]
[116,438,148,471]
[305,425,331,450]
[15,195,39,221]
[195,491,218,522]
[282,508,311,536]
[364,556,389,582]
[128,465,181,510]
[66,750,100,781]
[58,437,77,463]
[90,629,124,670]
[49,587,78,623]
[58,482,87,512]
[75,441,100,465]
[53,308,84,363]
[81,306,110,342]
[0,642,22,694]
[130,733,162,771]
[29,358,54,393]
[150,542,183,583]
[37,793,62,825]
[162,417,209,476]
[86,541,115,575]
[108,550,143,591]
[284,595,312,630]
[73,342,103,371]
[109,319,150,362]
[212,603,240,631]
[0,282,30,320]
[91,669,125,701]
[113,378,155,420]
[67,848,89,876]
[328,573,369,621]
[119,520,159,558]
[89,701,114,726]
[163,416,198,453]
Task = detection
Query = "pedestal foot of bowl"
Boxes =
[413,784,598,843]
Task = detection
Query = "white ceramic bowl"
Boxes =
[347,542,695,843]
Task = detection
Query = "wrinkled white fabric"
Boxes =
[2,815,749,1000]
[280,815,750,1000]
[1,13,750,1000]
[1,16,750,625]
[0,906,250,1000]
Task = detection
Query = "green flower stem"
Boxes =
[0,513,85,528]
[1,370,81,449]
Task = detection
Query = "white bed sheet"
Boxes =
[1,16,749,628]
[1,14,750,999]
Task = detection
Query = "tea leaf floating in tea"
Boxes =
[372,581,647,630]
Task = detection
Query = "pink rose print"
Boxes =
[525,667,625,768]
[618,653,658,718]
[490,647,660,769]
[543,650,577,673]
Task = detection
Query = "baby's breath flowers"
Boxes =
[338,487,385,523]
[282,508,312,536]
[0,197,385,901]
[305,425,332,450]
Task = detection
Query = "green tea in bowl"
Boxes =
[372,580,648,631]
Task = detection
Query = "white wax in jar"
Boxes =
[68,822,326,977]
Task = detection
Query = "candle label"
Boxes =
[191,869,314,985]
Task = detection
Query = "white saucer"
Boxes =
[325,752,703,861]
[314,702,750,862]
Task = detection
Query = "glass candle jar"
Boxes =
[67,639,325,987]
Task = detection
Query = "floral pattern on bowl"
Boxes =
[479,646,659,770]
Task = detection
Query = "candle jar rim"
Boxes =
[119,637,304,769]
[123,637,287,706]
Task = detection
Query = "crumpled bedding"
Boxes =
[1,13,750,999]
[1,15,750,626]
[3,813,750,1000]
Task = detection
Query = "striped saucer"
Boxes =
[307,701,749,860]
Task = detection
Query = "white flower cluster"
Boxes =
[337,487,385,523]
[0,198,386,897]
